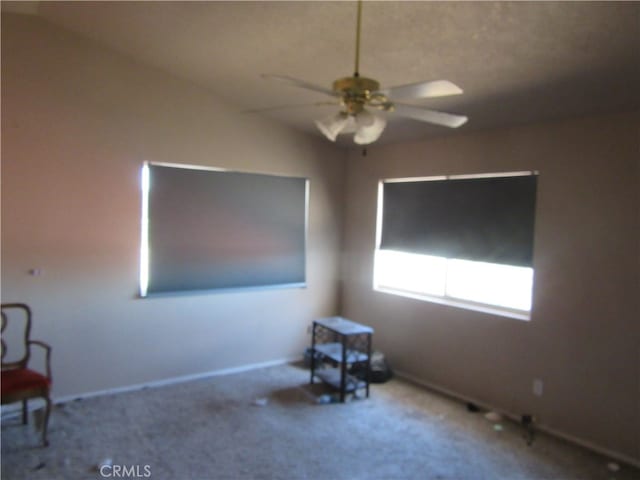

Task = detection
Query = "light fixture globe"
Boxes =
[354,111,386,145]
[315,112,349,142]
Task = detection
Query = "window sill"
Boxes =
[373,286,531,321]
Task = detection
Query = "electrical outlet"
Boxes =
[533,379,544,397]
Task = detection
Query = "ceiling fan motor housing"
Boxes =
[333,76,382,114]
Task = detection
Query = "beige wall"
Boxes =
[1,15,346,398]
[341,112,640,461]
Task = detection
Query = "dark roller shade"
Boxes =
[145,164,307,295]
[380,174,537,267]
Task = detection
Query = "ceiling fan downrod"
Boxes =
[354,0,362,78]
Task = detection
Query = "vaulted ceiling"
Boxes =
[3,1,639,146]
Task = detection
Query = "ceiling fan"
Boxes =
[262,0,468,145]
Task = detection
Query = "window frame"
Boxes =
[139,162,309,297]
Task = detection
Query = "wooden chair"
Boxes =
[1,303,52,446]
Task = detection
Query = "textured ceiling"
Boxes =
[3,1,639,146]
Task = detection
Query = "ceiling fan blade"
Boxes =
[393,103,468,128]
[262,74,337,97]
[242,101,339,114]
[379,80,463,100]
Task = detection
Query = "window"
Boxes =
[374,172,538,319]
[140,162,308,296]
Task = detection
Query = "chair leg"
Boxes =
[41,395,51,447]
[22,399,28,425]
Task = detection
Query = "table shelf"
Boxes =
[314,368,367,393]
[313,342,369,364]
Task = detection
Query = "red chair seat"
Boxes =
[2,368,51,398]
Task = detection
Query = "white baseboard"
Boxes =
[52,356,300,405]
[1,357,299,421]
[395,369,640,470]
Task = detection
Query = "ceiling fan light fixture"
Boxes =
[315,112,349,142]
[341,115,358,134]
[355,108,375,127]
[354,111,386,145]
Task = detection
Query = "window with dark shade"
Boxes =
[140,163,308,296]
[381,175,537,267]
[375,172,538,319]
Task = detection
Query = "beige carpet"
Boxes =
[1,363,636,480]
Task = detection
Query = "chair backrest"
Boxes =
[1,303,33,370]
